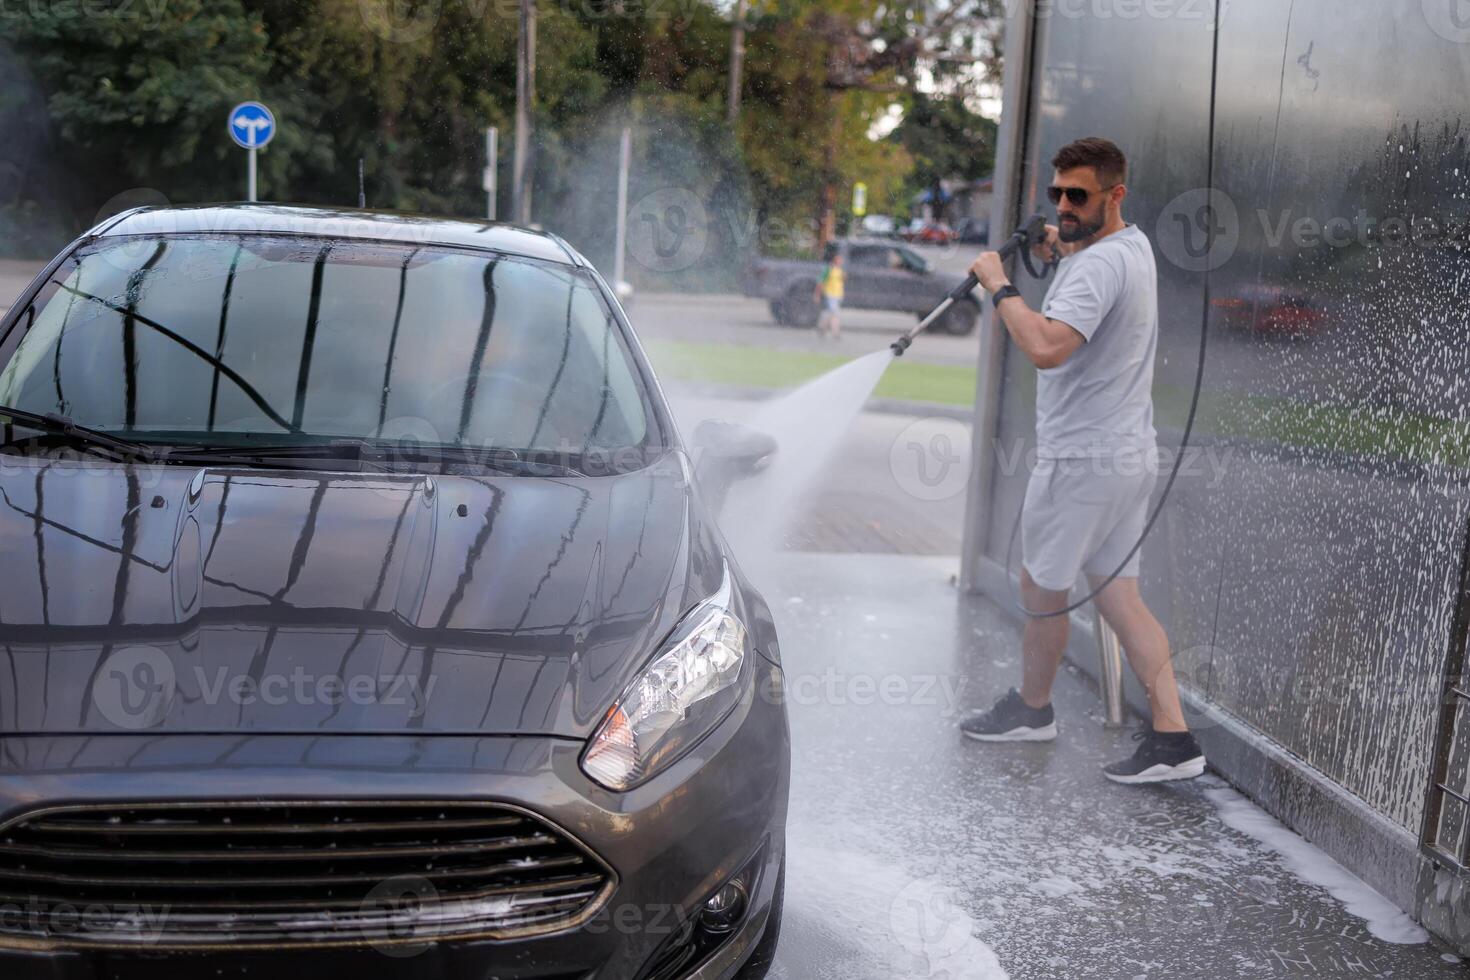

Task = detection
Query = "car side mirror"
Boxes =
[693,420,778,470]
[692,420,778,514]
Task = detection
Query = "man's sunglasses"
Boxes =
[1046,184,1118,206]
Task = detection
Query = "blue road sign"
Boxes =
[228,101,276,150]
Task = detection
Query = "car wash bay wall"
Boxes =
[972,0,1470,950]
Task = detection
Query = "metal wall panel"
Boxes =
[1205,0,1470,832]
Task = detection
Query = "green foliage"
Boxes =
[2,0,997,271]
[891,90,997,196]
[4,0,270,214]
[740,3,911,249]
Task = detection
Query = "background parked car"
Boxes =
[899,219,958,245]
[957,217,990,244]
[741,238,981,334]
[859,214,899,238]
[1210,282,1328,339]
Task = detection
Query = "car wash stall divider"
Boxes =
[958,0,1470,955]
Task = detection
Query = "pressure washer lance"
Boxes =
[890,213,1053,357]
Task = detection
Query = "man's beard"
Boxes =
[1058,209,1105,243]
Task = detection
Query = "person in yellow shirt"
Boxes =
[813,249,845,339]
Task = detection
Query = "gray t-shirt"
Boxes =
[1036,222,1158,459]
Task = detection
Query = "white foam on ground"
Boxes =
[1203,783,1429,944]
[785,844,1009,979]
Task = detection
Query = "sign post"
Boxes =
[227,101,277,202]
[484,127,498,220]
[852,181,868,218]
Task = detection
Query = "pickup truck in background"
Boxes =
[739,238,982,335]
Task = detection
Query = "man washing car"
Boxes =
[959,137,1205,784]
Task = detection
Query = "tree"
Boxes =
[6,0,271,221]
[744,0,1002,246]
[890,90,997,215]
[2,0,1003,275]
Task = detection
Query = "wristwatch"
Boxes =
[991,284,1022,309]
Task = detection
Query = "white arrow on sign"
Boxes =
[233,113,271,148]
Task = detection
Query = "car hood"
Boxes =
[0,452,722,738]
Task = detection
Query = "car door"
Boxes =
[892,246,937,312]
[844,243,898,310]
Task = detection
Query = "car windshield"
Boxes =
[0,235,658,464]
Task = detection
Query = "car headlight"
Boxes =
[582,566,748,791]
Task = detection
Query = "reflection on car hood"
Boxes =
[0,453,721,738]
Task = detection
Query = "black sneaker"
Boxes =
[1103,729,1206,784]
[960,688,1057,742]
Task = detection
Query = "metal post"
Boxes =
[727,0,747,124]
[613,127,631,289]
[1093,611,1128,727]
[247,147,257,202]
[513,0,536,225]
[485,127,498,221]
[958,0,1039,593]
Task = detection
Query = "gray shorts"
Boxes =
[1021,453,1159,592]
[822,296,842,314]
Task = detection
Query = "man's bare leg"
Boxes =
[958,566,1069,741]
[1085,573,1188,732]
[1019,567,1072,709]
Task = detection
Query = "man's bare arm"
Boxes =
[994,297,1086,370]
[969,245,1086,370]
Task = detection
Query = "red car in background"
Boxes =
[899,218,958,245]
[1211,282,1328,338]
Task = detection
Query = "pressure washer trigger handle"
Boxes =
[1020,212,1048,246]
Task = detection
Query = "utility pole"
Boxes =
[817,105,842,249]
[513,0,536,225]
[727,0,747,124]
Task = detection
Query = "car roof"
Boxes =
[93,204,581,266]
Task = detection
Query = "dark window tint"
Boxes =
[847,245,892,268]
[0,236,654,456]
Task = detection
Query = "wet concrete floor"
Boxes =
[760,552,1468,979]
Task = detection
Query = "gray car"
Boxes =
[0,204,790,980]
[741,239,981,334]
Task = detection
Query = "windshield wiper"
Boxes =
[175,441,580,476]
[179,439,374,459]
[0,406,168,461]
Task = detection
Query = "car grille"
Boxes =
[0,801,614,949]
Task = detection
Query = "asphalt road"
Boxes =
[631,290,981,367]
[629,240,988,369]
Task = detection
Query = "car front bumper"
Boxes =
[0,660,789,980]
